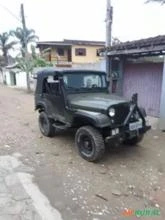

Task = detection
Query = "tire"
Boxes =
[38,112,56,137]
[75,126,105,162]
[123,134,144,145]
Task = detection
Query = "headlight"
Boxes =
[109,108,115,117]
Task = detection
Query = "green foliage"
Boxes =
[16,46,53,73]
[15,56,34,73]
[0,32,17,65]
[33,58,53,67]
[31,45,53,67]
[10,27,38,58]
[1,27,39,91]
[10,27,38,49]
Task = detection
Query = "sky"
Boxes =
[0,0,165,43]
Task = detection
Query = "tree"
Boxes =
[0,32,16,65]
[10,27,38,57]
[15,46,53,92]
[0,55,5,67]
[31,45,53,67]
[146,0,165,4]
[10,27,38,92]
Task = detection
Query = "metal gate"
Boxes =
[123,63,163,117]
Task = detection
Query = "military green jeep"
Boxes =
[34,68,151,162]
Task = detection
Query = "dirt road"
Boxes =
[0,85,165,220]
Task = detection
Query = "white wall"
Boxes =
[0,71,4,84]
[5,71,11,85]
[72,59,106,71]
[16,71,27,88]
[1,68,16,86]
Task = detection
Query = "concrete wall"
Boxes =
[1,68,35,90]
[4,69,27,88]
[72,59,106,71]
[0,69,14,85]
[0,71,3,83]
[5,71,11,85]
[15,71,27,88]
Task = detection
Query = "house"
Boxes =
[100,35,165,125]
[2,66,27,88]
[36,39,105,67]
[2,64,35,90]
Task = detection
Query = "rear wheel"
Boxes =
[75,126,105,162]
[123,134,144,145]
[38,112,56,137]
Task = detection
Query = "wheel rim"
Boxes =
[79,134,94,157]
[39,115,48,134]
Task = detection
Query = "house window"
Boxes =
[57,48,64,56]
[75,48,86,56]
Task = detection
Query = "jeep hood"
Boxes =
[68,93,128,111]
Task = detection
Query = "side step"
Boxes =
[52,122,70,130]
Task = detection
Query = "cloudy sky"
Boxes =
[0,0,164,43]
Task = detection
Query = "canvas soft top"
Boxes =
[35,68,106,94]
[36,68,106,78]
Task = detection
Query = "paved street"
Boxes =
[0,84,165,220]
[0,154,62,220]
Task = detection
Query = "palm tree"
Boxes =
[10,27,38,57]
[0,32,16,65]
[10,27,38,92]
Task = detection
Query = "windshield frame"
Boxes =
[62,71,108,94]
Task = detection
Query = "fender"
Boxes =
[35,101,48,112]
[73,110,111,128]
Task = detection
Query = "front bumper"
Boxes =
[105,94,151,143]
[105,124,151,143]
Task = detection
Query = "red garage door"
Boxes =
[123,63,163,117]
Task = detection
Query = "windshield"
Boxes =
[63,72,107,93]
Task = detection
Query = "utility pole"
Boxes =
[105,0,113,92]
[20,4,27,54]
[20,3,31,92]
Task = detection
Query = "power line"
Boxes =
[0,3,21,23]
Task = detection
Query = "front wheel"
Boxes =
[38,112,56,137]
[123,134,144,145]
[75,126,105,162]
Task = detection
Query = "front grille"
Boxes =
[113,103,130,125]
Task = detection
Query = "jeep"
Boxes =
[34,68,151,162]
